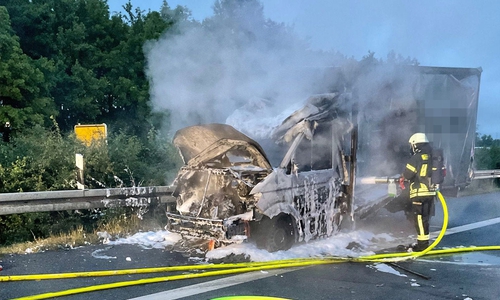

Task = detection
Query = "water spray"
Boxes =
[358,176,400,185]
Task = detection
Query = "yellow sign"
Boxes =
[74,124,107,146]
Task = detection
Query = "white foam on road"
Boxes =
[100,216,500,262]
[368,263,407,277]
[206,229,382,261]
[105,229,389,262]
[106,230,182,249]
[91,247,117,260]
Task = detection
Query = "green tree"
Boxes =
[476,133,495,147]
[0,6,57,131]
[474,133,500,170]
[2,0,175,135]
[100,4,162,136]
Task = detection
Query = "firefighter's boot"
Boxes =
[411,240,429,252]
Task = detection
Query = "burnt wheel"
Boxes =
[263,215,296,252]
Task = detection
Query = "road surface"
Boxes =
[2,192,500,300]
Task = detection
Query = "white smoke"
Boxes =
[143,1,448,178]
[144,1,344,134]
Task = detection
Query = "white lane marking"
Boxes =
[418,258,495,266]
[128,268,300,300]
[431,216,500,236]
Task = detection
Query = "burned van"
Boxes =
[166,93,358,252]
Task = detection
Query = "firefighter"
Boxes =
[399,132,436,252]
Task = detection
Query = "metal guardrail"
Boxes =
[0,186,176,215]
[472,170,500,180]
[2,169,496,216]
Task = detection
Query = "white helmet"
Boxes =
[409,133,429,146]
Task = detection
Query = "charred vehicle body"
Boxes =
[166,65,482,252]
[167,93,358,252]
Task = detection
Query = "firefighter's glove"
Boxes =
[399,177,406,190]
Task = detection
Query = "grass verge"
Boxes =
[0,210,166,255]
[458,179,500,197]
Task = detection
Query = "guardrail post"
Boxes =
[76,153,84,190]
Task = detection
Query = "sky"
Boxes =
[108,0,500,137]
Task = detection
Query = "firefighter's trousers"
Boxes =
[411,196,434,244]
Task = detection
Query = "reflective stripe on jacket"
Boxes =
[409,182,436,198]
[403,152,436,198]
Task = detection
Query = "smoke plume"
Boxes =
[144,1,344,134]
[144,1,478,184]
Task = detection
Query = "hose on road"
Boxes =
[9,191,500,300]
[0,257,338,282]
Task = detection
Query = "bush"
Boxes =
[0,124,181,246]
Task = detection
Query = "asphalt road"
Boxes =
[2,191,500,300]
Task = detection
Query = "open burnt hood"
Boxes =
[173,123,272,169]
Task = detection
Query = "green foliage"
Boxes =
[0,120,182,192]
[0,212,53,245]
[79,128,182,188]
[0,1,191,246]
[475,133,500,148]
[1,0,183,135]
[0,122,181,245]
[0,124,76,192]
[474,146,500,170]
[0,1,224,249]
[474,133,500,188]
[0,6,57,130]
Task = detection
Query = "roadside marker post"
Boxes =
[76,154,84,190]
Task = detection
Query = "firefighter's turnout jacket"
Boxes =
[403,148,436,199]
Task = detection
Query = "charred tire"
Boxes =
[253,214,296,252]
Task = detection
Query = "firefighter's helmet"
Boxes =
[409,133,429,154]
[409,133,429,146]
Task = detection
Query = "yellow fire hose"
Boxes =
[11,260,342,300]
[0,258,339,282]
[7,191,500,300]
[358,190,449,262]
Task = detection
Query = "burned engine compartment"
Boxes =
[174,153,271,220]
[172,124,272,220]
[167,93,357,251]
